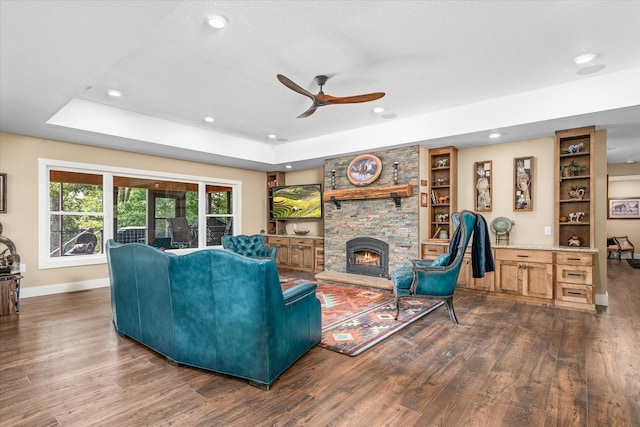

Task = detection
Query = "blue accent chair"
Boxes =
[222,234,277,261]
[105,240,321,388]
[392,210,476,324]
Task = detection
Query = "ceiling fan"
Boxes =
[276,74,385,118]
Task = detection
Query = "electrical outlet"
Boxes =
[19,263,26,273]
[544,226,551,236]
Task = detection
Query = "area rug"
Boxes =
[626,259,640,269]
[283,279,444,356]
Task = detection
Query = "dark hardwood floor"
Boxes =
[1,261,638,426]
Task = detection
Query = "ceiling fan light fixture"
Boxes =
[573,53,596,64]
[206,15,227,29]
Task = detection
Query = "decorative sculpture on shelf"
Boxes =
[568,212,585,223]
[568,235,582,247]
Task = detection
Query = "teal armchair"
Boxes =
[392,211,478,324]
[222,234,277,261]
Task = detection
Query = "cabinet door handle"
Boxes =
[567,272,584,277]
[517,255,529,258]
[567,257,581,261]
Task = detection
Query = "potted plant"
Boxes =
[567,160,584,176]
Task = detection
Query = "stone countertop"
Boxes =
[422,240,599,253]
[265,234,323,240]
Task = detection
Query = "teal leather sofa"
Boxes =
[105,240,321,388]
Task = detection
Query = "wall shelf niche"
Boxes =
[555,126,595,248]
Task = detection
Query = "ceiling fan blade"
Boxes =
[324,92,386,104]
[277,74,315,100]
[297,106,318,118]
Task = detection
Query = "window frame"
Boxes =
[38,158,241,270]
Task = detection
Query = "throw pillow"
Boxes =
[431,253,450,267]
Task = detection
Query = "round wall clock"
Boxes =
[347,154,383,186]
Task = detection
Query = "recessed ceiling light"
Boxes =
[285,165,292,169]
[203,116,215,123]
[489,132,501,138]
[107,89,122,97]
[627,160,635,164]
[206,15,227,29]
[267,134,277,139]
[573,53,596,65]
[373,106,386,114]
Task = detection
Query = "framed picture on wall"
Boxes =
[0,173,6,213]
[514,156,534,211]
[347,154,382,186]
[608,197,640,219]
[420,192,429,207]
[474,161,492,212]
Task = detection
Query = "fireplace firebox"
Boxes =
[346,237,389,278]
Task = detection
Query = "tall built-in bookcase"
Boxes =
[555,126,595,248]
[267,171,285,235]
[428,146,458,241]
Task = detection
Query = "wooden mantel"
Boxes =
[323,184,413,209]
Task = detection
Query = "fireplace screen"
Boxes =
[346,237,389,278]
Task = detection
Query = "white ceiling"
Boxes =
[1,0,639,172]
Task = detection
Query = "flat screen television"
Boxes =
[270,184,322,219]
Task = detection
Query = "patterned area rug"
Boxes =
[283,279,444,356]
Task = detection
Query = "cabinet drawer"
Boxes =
[556,283,593,305]
[556,265,592,285]
[495,248,552,264]
[422,244,446,258]
[290,239,313,248]
[555,252,593,266]
[268,237,289,245]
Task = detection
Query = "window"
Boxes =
[39,159,240,269]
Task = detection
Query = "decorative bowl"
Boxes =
[293,229,310,236]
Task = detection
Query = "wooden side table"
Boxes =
[0,273,21,315]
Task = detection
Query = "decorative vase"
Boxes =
[567,235,581,247]
[439,230,449,239]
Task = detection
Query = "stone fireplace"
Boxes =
[346,237,389,278]
[323,146,421,276]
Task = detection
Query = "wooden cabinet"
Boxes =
[555,126,595,248]
[428,146,457,241]
[421,243,447,260]
[555,251,595,311]
[455,245,594,311]
[457,251,494,291]
[266,236,324,273]
[495,249,553,300]
[289,238,314,270]
[266,172,285,235]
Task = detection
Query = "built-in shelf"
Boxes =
[323,184,412,209]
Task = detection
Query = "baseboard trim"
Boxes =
[21,278,110,298]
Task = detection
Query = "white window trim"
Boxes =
[38,158,241,270]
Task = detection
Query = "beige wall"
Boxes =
[458,137,556,245]
[280,167,325,236]
[606,162,640,255]
[0,132,266,292]
[1,129,617,299]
